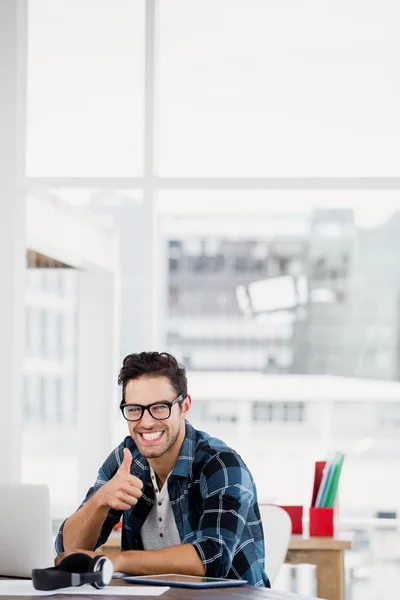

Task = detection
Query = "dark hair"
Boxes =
[118,351,187,401]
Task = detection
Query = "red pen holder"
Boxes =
[279,505,303,535]
[309,507,334,537]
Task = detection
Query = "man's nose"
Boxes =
[140,408,157,428]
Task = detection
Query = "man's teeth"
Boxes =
[141,431,163,441]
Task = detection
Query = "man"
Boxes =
[56,352,269,587]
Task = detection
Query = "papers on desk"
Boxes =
[0,581,169,597]
[262,591,325,600]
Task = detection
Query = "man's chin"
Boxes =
[138,444,168,459]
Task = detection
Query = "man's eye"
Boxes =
[152,404,169,414]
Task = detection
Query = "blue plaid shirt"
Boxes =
[56,421,269,587]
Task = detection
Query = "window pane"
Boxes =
[159,0,400,176]
[160,189,400,515]
[23,267,79,517]
[27,0,144,176]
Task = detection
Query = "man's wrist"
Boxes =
[92,488,109,511]
[108,551,124,573]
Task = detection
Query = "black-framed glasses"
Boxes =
[120,394,185,422]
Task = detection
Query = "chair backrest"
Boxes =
[259,504,292,585]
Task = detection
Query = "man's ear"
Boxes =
[181,394,192,417]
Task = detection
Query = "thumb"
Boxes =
[120,448,132,472]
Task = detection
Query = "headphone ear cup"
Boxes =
[57,553,93,574]
[90,556,114,589]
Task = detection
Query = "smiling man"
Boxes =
[56,352,269,587]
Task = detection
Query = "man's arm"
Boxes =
[60,448,143,552]
[109,452,251,578]
[191,451,254,578]
[58,451,252,578]
[110,544,205,576]
[62,493,112,552]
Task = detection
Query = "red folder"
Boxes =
[311,461,326,507]
[279,505,303,534]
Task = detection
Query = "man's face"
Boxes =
[124,376,190,460]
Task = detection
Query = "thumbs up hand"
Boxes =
[96,448,143,511]
[120,448,133,473]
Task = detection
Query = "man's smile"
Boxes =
[137,430,165,444]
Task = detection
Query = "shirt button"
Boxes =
[159,533,163,538]
[158,501,162,506]
[155,489,159,493]
[158,517,162,522]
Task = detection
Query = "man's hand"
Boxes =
[96,448,143,511]
[60,449,142,553]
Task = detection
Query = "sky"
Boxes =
[27,1,400,181]
[27,1,400,231]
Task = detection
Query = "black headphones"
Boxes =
[32,553,114,591]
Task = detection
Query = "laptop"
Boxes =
[0,483,54,577]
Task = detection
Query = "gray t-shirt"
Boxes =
[140,465,181,551]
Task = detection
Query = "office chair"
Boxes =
[259,504,292,584]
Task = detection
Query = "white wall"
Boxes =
[0,0,26,483]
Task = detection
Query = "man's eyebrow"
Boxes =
[124,398,169,405]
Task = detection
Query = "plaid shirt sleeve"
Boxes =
[191,450,255,578]
[55,447,124,555]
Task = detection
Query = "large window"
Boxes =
[21,1,400,596]
[159,0,400,176]
[27,0,144,176]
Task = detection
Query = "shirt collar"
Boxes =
[170,421,197,479]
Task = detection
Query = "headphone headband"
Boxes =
[32,553,113,591]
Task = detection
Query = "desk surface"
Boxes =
[111,580,317,599]
[0,579,322,600]
[288,533,352,551]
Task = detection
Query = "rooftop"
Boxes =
[188,372,400,402]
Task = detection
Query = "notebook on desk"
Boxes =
[0,483,54,577]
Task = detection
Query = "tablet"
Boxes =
[123,574,247,589]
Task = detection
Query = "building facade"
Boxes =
[165,214,309,372]
[165,208,400,382]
